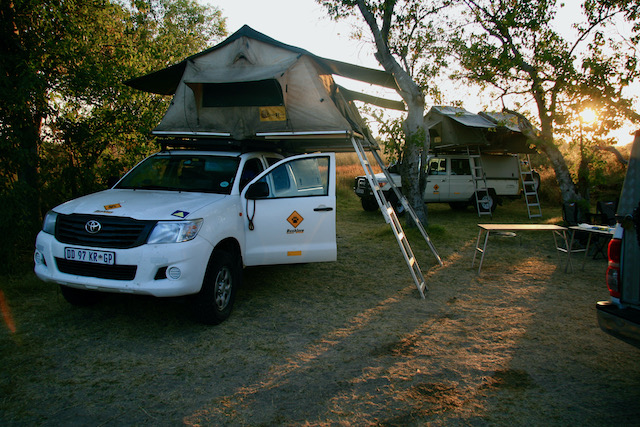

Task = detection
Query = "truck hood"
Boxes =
[53,189,226,220]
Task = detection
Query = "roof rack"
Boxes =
[158,137,284,153]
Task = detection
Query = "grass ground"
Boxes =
[1,160,639,426]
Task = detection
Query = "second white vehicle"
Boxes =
[354,153,538,213]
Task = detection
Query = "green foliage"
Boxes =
[0,0,226,272]
[444,0,639,203]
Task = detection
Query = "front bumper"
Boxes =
[34,231,214,297]
[596,301,640,349]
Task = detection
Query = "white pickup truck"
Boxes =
[354,153,534,213]
[34,148,337,324]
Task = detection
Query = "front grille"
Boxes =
[55,214,156,249]
[55,258,137,281]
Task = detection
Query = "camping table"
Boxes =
[472,224,570,274]
[567,225,615,271]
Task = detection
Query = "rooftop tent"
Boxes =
[424,106,535,154]
[126,25,402,152]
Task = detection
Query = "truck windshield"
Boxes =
[115,155,240,195]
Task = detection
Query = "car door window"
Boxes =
[428,159,446,175]
[256,156,330,198]
[450,158,471,176]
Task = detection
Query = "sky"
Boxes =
[209,0,374,65]
[207,0,638,145]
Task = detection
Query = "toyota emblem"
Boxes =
[85,220,102,234]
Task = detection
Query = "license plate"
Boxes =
[64,247,115,265]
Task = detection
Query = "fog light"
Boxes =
[167,267,181,280]
[34,251,45,265]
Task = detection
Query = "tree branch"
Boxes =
[597,144,629,165]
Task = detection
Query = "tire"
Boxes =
[386,191,405,216]
[361,196,379,212]
[475,191,497,213]
[192,249,240,325]
[60,285,103,306]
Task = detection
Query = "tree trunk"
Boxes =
[354,0,429,226]
[538,141,581,203]
[506,109,581,204]
[401,100,429,227]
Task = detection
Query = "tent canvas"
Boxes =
[424,106,535,153]
[126,25,400,152]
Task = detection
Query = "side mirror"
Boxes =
[246,181,269,199]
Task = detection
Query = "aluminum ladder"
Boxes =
[518,154,542,218]
[468,148,492,218]
[352,138,442,299]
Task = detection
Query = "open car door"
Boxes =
[241,153,336,266]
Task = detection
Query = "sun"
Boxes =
[580,108,597,124]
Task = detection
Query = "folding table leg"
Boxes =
[581,233,593,271]
[472,229,490,274]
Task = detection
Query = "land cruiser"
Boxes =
[597,130,640,347]
[354,153,535,213]
[34,146,337,324]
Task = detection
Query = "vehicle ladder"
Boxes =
[518,154,542,218]
[352,138,442,299]
[467,147,492,218]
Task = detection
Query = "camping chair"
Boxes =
[562,201,598,226]
[561,201,593,249]
[596,200,618,226]
[589,200,618,259]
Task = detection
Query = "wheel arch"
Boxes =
[213,237,242,266]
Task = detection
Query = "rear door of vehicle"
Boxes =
[241,153,336,266]
[448,157,474,201]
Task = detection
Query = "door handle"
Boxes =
[314,206,333,212]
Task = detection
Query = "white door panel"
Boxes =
[241,153,336,266]
[424,158,447,202]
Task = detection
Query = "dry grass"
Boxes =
[1,162,639,425]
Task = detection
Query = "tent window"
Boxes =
[202,79,284,108]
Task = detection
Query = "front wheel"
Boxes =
[192,249,240,325]
[361,196,379,212]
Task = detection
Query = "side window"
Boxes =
[428,158,446,175]
[257,156,330,198]
[450,158,471,175]
[239,158,264,190]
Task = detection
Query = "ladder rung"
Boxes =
[351,137,442,297]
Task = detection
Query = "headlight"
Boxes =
[147,219,203,244]
[42,211,58,235]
